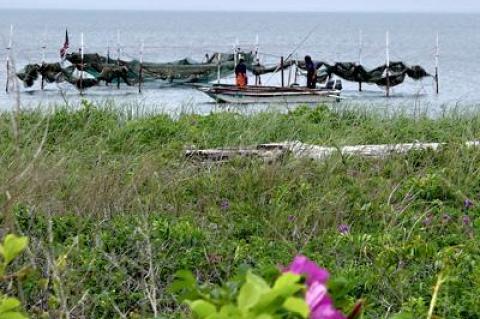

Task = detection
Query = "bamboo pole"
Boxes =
[255,34,260,86]
[293,60,298,85]
[435,33,439,95]
[5,24,13,93]
[138,40,144,93]
[217,53,222,84]
[41,26,47,90]
[358,29,363,92]
[107,40,110,64]
[80,32,84,95]
[281,56,284,87]
[117,30,121,89]
[385,31,390,97]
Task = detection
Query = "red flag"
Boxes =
[60,29,69,59]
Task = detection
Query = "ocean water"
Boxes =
[0,10,479,115]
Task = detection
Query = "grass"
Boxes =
[1,101,480,318]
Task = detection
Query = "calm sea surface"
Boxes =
[0,10,479,115]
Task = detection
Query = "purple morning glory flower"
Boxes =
[285,255,330,286]
[219,199,229,211]
[285,256,347,319]
[307,282,347,319]
[463,215,472,226]
[337,224,350,235]
[464,199,474,210]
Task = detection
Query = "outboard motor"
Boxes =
[334,79,343,91]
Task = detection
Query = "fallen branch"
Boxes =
[185,140,480,163]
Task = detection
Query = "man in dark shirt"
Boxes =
[235,56,248,88]
[305,55,317,89]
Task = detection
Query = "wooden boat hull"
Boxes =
[197,85,341,104]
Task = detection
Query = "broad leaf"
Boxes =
[238,282,262,310]
[283,297,310,318]
[246,271,270,293]
[0,312,27,319]
[272,273,303,297]
[0,298,21,313]
[1,235,28,265]
[188,300,217,318]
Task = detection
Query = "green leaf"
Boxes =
[0,298,21,313]
[0,312,28,319]
[238,282,262,310]
[1,235,28,265]
[283,297,310,318]
[246,271,270,293]
[256,315,273,319]
[273,273,301,290]
[170,270,198,300]
[187,300,217,319]
[173,270,196,287]
[219,305,241,317]
[272,273,303,297]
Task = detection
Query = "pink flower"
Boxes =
[307,282,346,319]
[285,255,330,286]
[285,256,347,319]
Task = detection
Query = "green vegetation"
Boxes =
[1,102,480,318]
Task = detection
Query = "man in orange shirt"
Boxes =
[235,56,248,88]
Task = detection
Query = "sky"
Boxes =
[1,0,479,12]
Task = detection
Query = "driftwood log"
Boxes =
[185,141,480,163]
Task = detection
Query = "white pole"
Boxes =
[41,26,47,90]
[233,41,238,67]
[385,31,390,97]
[116,30,121,88]
[117,30,121,61]
[358,29,363,65]
[139,40,144,93]
[107,39,110,63]
[435,32,439,95]
[217,53,222,84]
[358,29,363,91]
[255,34,259,62]
[80,32,84,94]
[6,24,13,93]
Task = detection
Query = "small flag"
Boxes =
[60,29,69,59]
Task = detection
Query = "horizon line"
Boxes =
[1,7,479,14]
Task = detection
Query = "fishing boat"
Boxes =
[196,84,342,104]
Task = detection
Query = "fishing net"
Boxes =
[298,61,431,87]
[16,51,429,90]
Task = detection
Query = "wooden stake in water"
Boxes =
[281,56,284,88]
[217,53,222,84]
[435,33,439,95]
[385,31,390,97]
[117,30,121,89]
[107,39,110,64]
[5,24,13,93]
[41,26,47,90]
[358,29,363,92]
[255,34,260,86]
[233,43,238,67]
[80,32,84,95]
[138,40,144,93]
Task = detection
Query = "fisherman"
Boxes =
[235,55,248,88]
[305,55,317,89]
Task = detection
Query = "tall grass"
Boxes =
[1,102,479,318]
